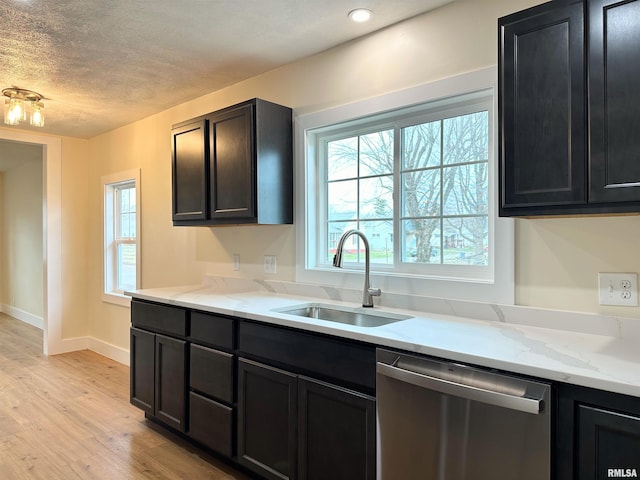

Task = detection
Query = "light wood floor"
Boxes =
[0,313,252,479]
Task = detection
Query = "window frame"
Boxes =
[316,97,492,276]
[102,169,141,307]
[295,67,514,305]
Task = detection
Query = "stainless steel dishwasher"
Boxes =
[376,349,551,480]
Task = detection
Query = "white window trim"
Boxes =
[295,67,514,305]
[102,168,141,307]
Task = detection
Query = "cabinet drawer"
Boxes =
[190,344,234,404]
[189,392,234,457]
[239,321,375,392]
[190,311,234,350]
[131,300,187,337]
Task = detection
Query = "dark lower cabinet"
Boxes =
[577,404,640,480]
[298,377,376,480]
[189,392,234,457]
[129,327,187,432]
[236,356,376,480]
[131,301,376,480]
[154,334,187,431]
[556,383,640,480]
[188,343,236,457]
[130,327,155,414]
[237,358,298,480]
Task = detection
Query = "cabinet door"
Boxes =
[209,104,255,221]
[577,404,640,479]
[190,344,234,404]
[130,327,155,414]
[155,334,187,431]
[189,392,234,457]
[499,1,585,213]
[171,119,208,221]
[298,377,376,480]
[237,358,297,480]
[589,0,640,203]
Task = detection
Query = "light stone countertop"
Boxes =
[127,276,640,398]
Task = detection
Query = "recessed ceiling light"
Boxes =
[348,8,373,23]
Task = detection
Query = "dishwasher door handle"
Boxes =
[376,362,545,415]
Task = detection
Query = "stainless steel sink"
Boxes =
[274,303,411,328]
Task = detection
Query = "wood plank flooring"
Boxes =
[0,313,251,479]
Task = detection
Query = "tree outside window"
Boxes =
[323,104,489,270]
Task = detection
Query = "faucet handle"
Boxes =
[368,288,382,297]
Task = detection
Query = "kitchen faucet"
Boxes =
[332,229,381,307]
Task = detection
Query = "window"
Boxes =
[296,68,514,304]
[103,169,140,306]
[322,104,489,271]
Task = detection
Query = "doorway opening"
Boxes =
[0,128,62,355]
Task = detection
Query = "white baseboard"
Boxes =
[1,304,44,329]
[87,337,130,366]
[52,336,130,366]
[1,306,130,366]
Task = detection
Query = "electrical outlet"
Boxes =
[233,254,240,271]
[598,273,638,306]
[264,255,277,274]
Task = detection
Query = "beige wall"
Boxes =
[1,156,43,317]
[81,0,638,351]
[0,173,3,303]
[60,137,90,338]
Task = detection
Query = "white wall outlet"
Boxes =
[264,255,277,274]
[233,254,240,271]
[598,273,638,306]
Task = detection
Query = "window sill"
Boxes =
[102,292,132,308]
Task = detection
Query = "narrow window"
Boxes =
[103,170,140,306]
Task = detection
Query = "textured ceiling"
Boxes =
[0,0,453,139]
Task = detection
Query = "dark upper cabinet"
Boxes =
[208,103,255,221]
[171,98,293,226]
[589,0,640,203]
[171,119,208,222]
[499,0,586,215]
[499,0,640,216]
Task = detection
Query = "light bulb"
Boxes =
[5,98,20,125]
[348,8,373,23]
[30,101,44,127]
[9,96,26,122]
